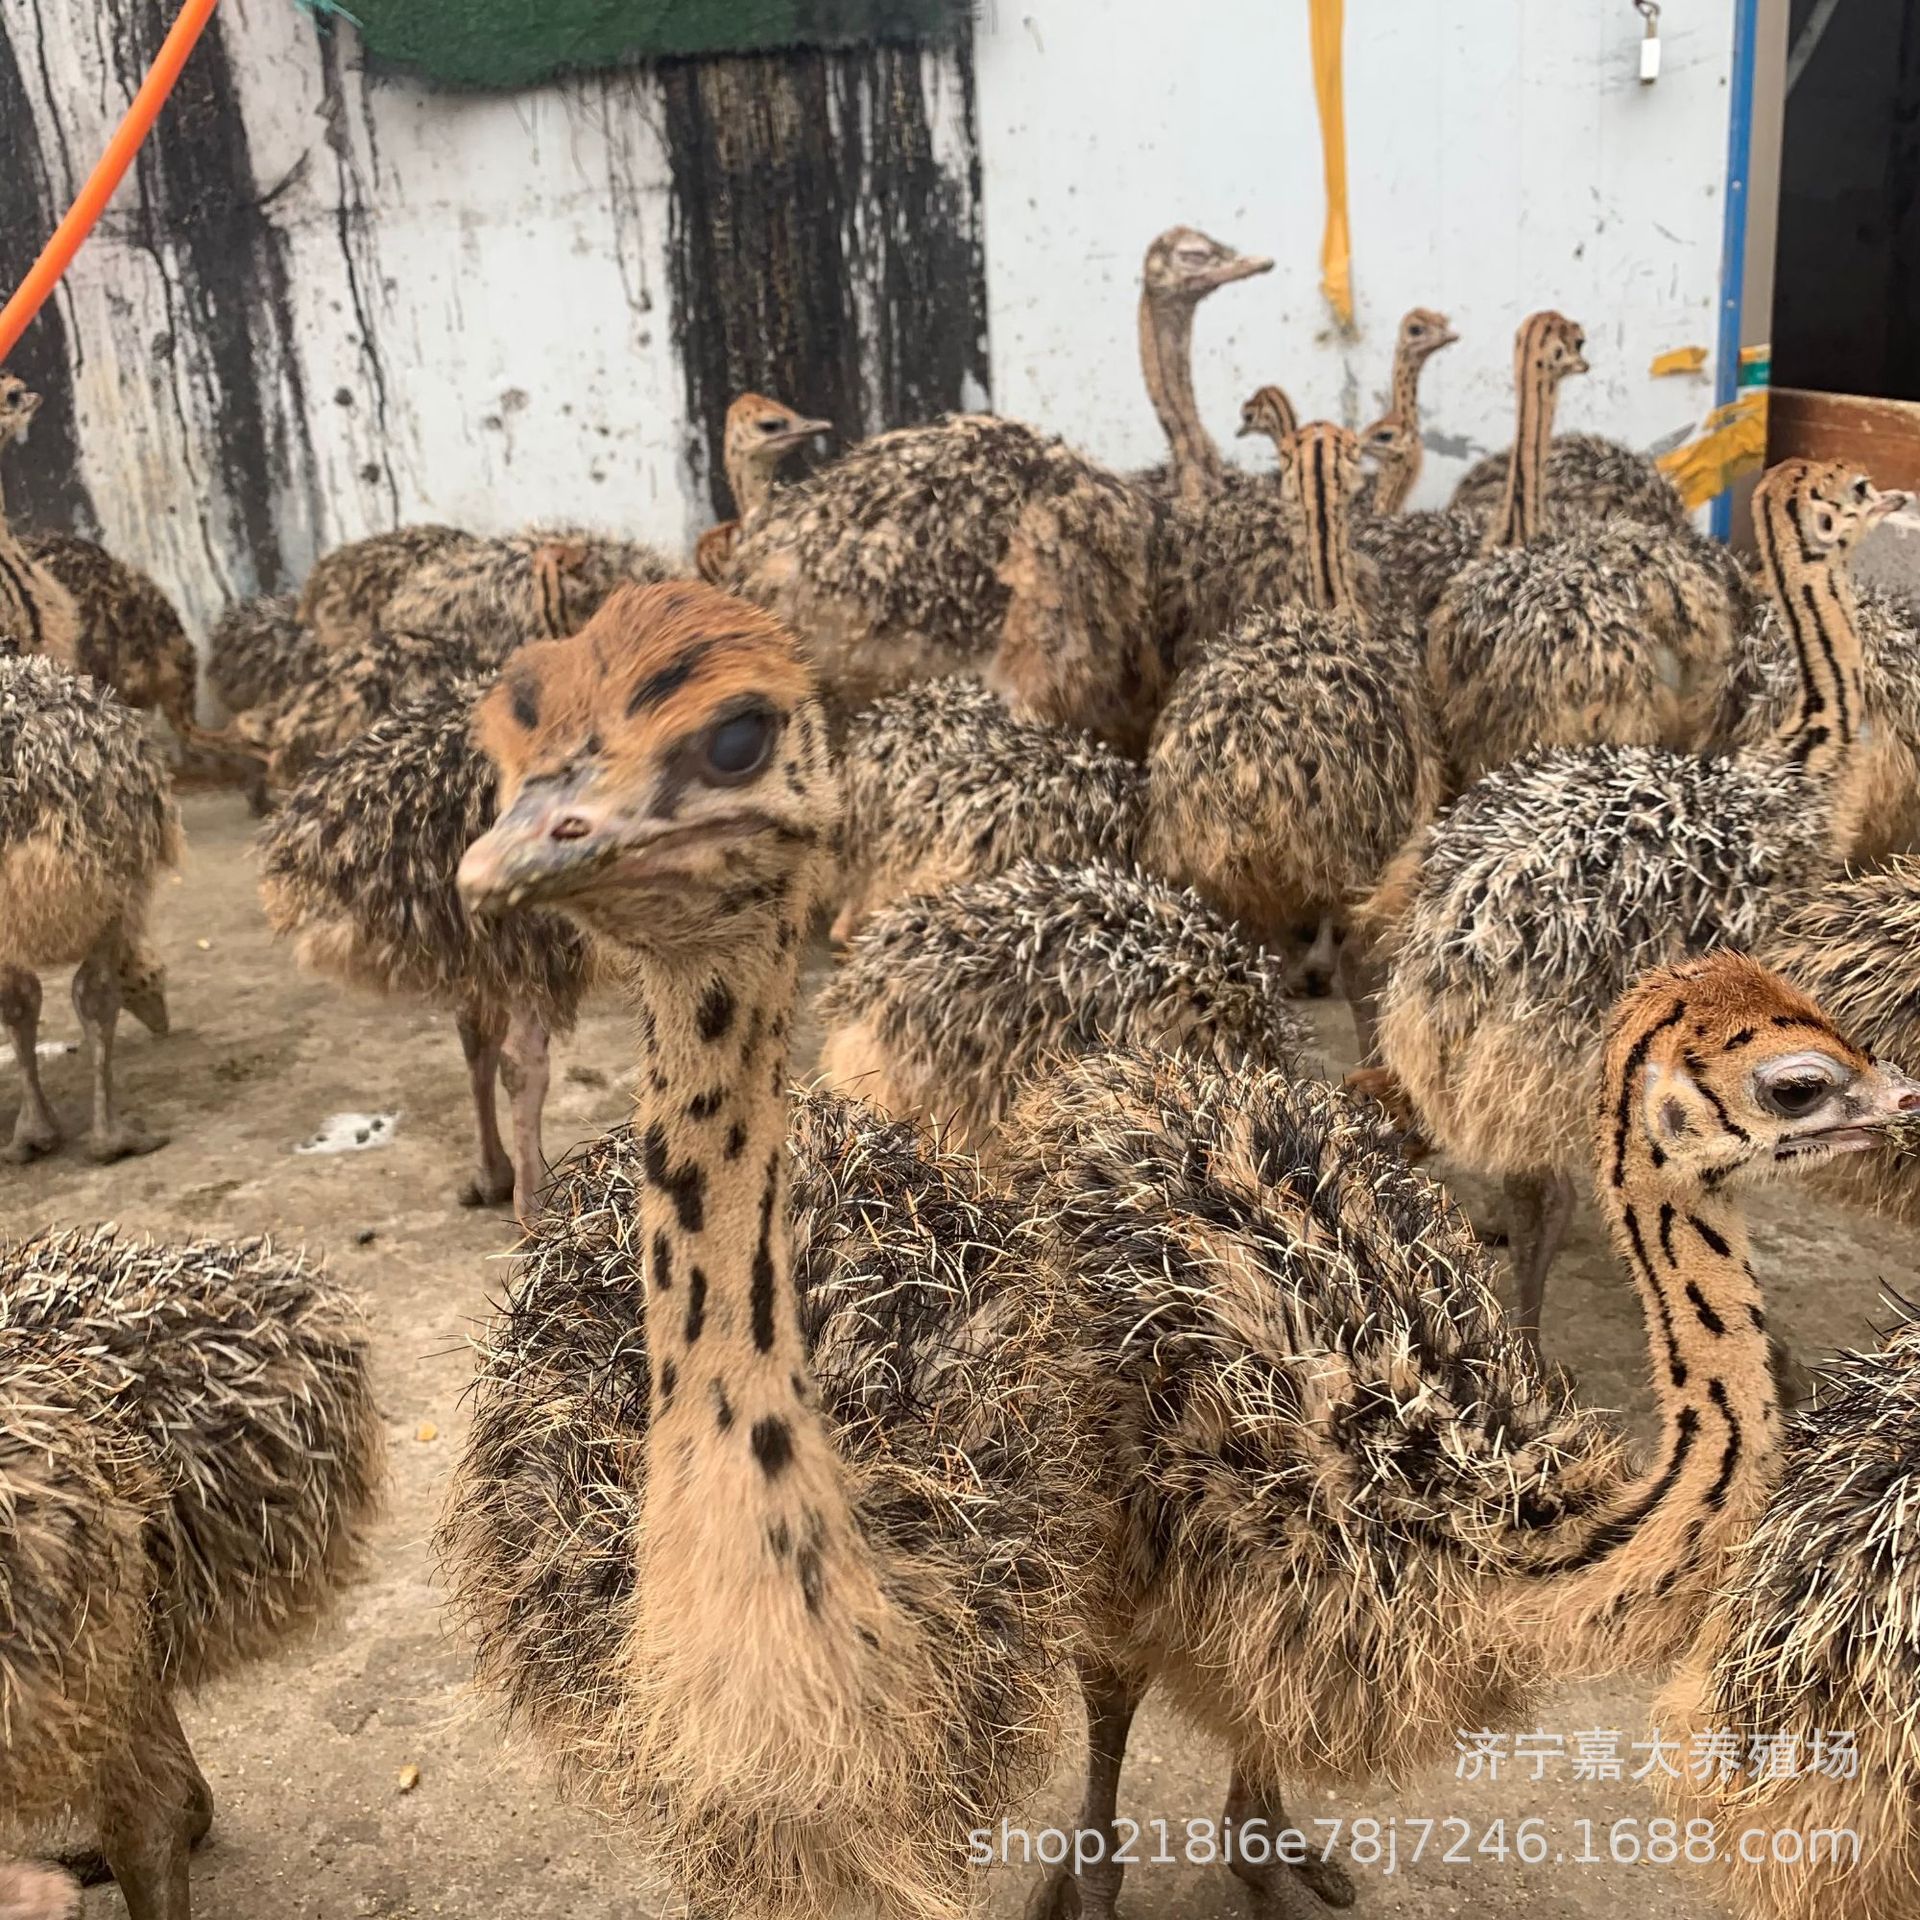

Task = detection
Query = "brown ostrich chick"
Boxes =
[1142,421,1441,1035]
[1357,306,1457,513]
[0,379,80,667]
[1011,952,1920,1920]
[443,581,1100,1920]
[0,655,179,1162]
[696,392,830,584]
[297,523,477,654]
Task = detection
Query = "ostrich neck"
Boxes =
[1524,1056,1781,1662]
[1384,352,1427,508]
[1754,488,1865,817]
[0,506,53,657]
[728,448,779,520]
[1140,291,1220,509]
[1486,366,1560,551]
[1293,445,1361,620]
[627,934,867,1632]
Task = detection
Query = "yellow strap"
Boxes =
[1309,0,1353,328]
[1654,390,1769,509]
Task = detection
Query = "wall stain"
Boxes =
[96,0,320,593]
[659,34,990,518]
[0,4,98,533]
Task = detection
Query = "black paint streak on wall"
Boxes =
[660,34,991,519]
[0,2,98,534]
[105,0,322,591]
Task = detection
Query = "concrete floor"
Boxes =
[3,791,1913,1920]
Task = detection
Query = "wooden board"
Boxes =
[1767,387,1920,490]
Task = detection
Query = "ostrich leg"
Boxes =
[1025,1663,1146,1920]
[1504,1169,1576,1356]
[500,1005,552,1227]
[1222,1762,1357,1917]
[455,1005,515,1207]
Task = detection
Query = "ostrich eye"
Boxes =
[1761,1078,1830,1119]
[758,418,785,435]
[702,707,776,783]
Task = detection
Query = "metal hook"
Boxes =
[1634,0,1660,23]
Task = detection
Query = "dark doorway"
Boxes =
[1771,0,1920,401]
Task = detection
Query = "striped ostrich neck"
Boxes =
[1753,482,1865,793]
[1525,1025,1779,1657]
[1141,290,1221,508]
[726,443,782,520]
[1287,433,1362,619]
[1485,347,1563,551]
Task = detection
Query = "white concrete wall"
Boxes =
[973,0,1738,504]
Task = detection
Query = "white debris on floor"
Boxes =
[295,1112,400,1155]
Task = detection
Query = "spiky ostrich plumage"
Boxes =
[1660,1295,1920,1920]
[1369,459,1906,1347]
[1142,422,1442,1025]
[1448,429,1688,531]
[206,594,323,719]
[833,676,1144,943]
[816,857,1307,1156]
[297,523,475,654]
[1009,953,1920,1920]
[0,655,179,1162]
[0,1228,381,1917]
[442,581,1102,1920]
[258,676,591,1218]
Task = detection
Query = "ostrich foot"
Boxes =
[1224,1768,1355,1916]
[456,1164,516,1209]
[1025,1865,1121,1920]
[86,1123,168,1164]
[1,1119,60,1164]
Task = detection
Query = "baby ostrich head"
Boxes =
[1235,385,1299,444]
[1758,457,1910,559]
[1143,226,1274,306]
[1604,952,1920,1192]
[722,392,831,485]
[459,582,835,961]
[1516,309,1589,388]
[0,376,41,448]
[1397,306,1458,363]
[1359,412,1417,467]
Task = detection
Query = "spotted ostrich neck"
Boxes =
[627,929,864,1618]
[1525,1040,1781,1657]
[1290,444,1362,621]
[1384,352,1427,508]
[1140,290,1220,508]
[1753,485,1866,813]
[1486,359,1561,551]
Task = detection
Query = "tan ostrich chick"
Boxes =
[1010,952,1919,1920]
[1142,421,1441,1033]
[442,581,1101,1920]
[0,655,178,1162]
[696,392,830,584]
[1368,459,1905,1349]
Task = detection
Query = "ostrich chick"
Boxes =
[1449,429,1688,532]
[443,581,1101,1920]
[1356,306,1457,514]
[1234,384,1298,463]
[833,676,1145,942]
[816,857,1307,1156]
[1,1227,382,1920]
[297,523,476,654]
[1143,421,1441,1028]
[207,594,323,719]
[0,380,80,666]
[1370,459,1905,1348]
[696,392,830,584]
[258,676,592,1219]
[1012,952,1920,1920]
[1428,314,1747,788]
[0,655,178,1161]
[1660,1297,1920,1920]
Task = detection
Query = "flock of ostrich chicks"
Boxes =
[5,221,1920,1920]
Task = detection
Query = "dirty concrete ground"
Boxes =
[4,790,1914,1920]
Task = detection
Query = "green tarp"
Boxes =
[329,0,970,88]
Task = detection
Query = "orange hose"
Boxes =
[0,0,220,366]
